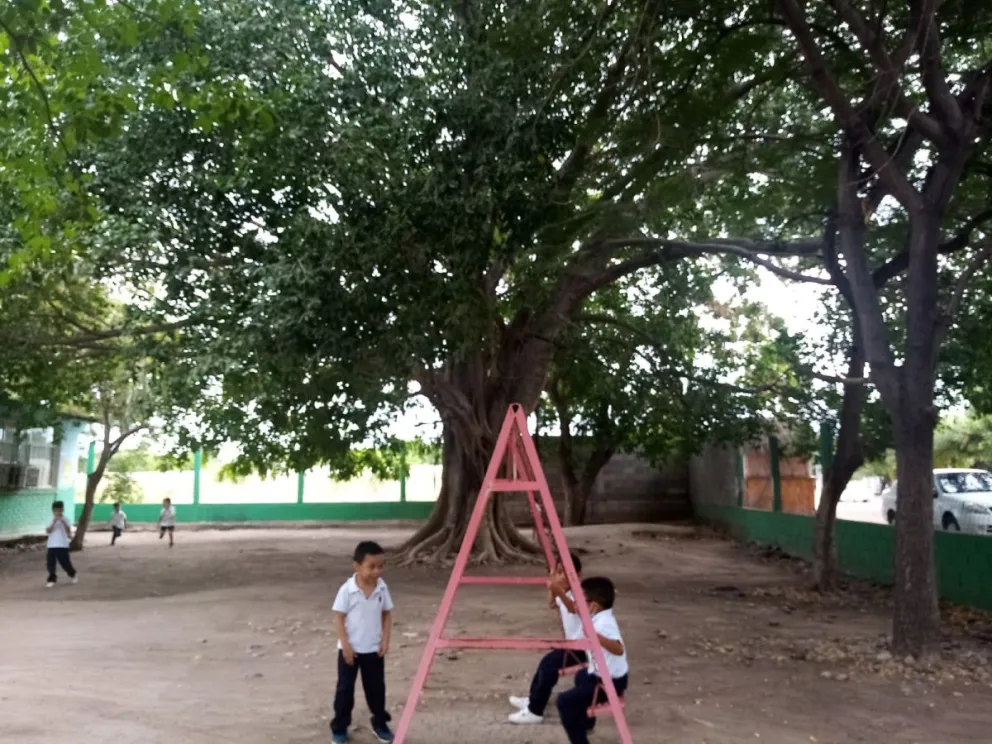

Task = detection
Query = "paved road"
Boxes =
[836,498,887,525]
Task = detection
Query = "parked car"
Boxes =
[881,468,992,534]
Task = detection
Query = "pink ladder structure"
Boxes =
[393,403,634,744]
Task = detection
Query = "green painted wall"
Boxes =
[0,490,59,540]
[695,504,992,610]
[76,501,434,524]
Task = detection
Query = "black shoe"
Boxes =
[371,717,394,743]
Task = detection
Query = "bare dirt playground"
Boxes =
[2,524,991,744]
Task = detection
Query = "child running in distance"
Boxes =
[508,552,585,724]
[330,541,395,744]
[109,502,127,546]
[158,497,176,547]
[555,576,628,744]
[45,500,78,588]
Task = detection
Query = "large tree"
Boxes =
[765,0,992,655]
[74,0,828,564]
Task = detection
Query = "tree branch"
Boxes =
[776,0,923,211]
[599,237,832,285]
[872,208,992,286]
[912,0,963,132]
[828,0,947,145]
[0,17,73,162]
[943,242,992,331]
[553,5,640,198]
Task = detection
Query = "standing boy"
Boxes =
[45,500,78,588]
[331,541,394,744]
[556,577,628,744]
[158,497,176,547]
[109,502,128,546]
[508,552,585,724]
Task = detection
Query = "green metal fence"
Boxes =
[695,503,992,610]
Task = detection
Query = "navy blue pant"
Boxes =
[331,651,390,734]
[557,669,628,744]
[46,548,76,583]
[528,649,585,716]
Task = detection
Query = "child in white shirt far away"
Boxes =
[555,576,629,744]
[157,498,176,547]
[508,551,585,724]
[45,500,78,588]
[109,502,128,546]
[330,541,394,744]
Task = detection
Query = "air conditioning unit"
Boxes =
[24,466,41,488]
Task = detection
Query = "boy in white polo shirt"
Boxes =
[45,500,78,588]
[508,552,585,724]
[555,576,629,744]
[158,498,176,547]
[109,502,128,546]
[330,541,394,744]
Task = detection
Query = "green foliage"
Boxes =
[861,412,992,479]
[99,472,144,504]
[63,0,804,475]
[546,271,808,470]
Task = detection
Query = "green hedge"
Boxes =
[695,504,992,610]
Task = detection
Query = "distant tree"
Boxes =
[71,362,155,550]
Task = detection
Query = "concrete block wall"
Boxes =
[688,445,742,509]
[507,452,691,525]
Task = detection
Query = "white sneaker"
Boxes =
[45,581,55,589]
[70,576,78,585]
[508,696,529,710]
[508,709,543,725]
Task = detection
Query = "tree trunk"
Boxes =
[888,213,942,657]
[396,392,539,565]
[70,466,105,552]
[562,477,589,527]
[563,445,613,527]
[812,338,866,590]
[891,397,940,655]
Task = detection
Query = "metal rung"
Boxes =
[436,637,589,651]
[459,576,548,585]
[489,480,540,491]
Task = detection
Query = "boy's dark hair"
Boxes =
[557,551,582,574]
[52,500,65,510]
[354,541,385,564]
[581,577,616,610]
[113,502,120,508]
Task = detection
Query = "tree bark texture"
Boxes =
[70,466,106,552]
[398,350,553,564]
[812,337,866,590]
[887,213,943,656]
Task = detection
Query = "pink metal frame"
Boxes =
[392,403,634,744]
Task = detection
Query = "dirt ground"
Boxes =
[1,524,991,744]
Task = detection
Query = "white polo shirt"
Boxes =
[160,506,176,526]
[332,575,394,654]
[558,592,584,641]
[586,608,629,679]
[47,518,71,549]
[110,510,127,529]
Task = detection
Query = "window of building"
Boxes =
[0,421,60,491]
